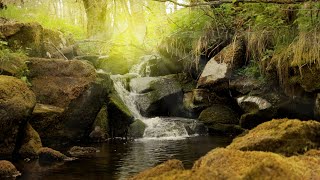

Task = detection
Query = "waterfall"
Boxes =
[110,74,194,139]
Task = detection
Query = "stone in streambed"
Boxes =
[0,160,21,178]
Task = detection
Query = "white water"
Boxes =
[109,65,199,139]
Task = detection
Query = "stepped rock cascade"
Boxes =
[109,61,206,139]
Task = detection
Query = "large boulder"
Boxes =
[0,19,74,58]
[0,160,21,178]
[197,39,245,89]
[129,54,184,77]
[0,52,28,77]
[129,74,189,117]
[198,104,242,135]
[0,75,36,156]
[129,159,184,180]
[131,148,320,180]
[227,119,320,156]
[28,58,108,145]
[18,122,42,159]
[128,119,147,138]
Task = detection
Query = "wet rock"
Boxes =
[131,148,320,179]
[128,119,147,138]
[129,74,188,117]
[0,75,36,156]
[197,39,245,89]
[0,160,21,178]
[314,93,320,120]
[68,146,99,158]
[89,126,106,142]
[228,119,320,156]
[129,159,184,180]
[38,147,69,163]
[92,105,109,138]
[18,123,42,159]
[28,58,108,145]
[107,93,134,138]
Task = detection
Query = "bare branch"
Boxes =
[153,0,320,7]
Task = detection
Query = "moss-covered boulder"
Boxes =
[18,122,42,159]
[0,19,74,58]
[0,160,21,178]
[129,159,184,180]
[28,58,108,145]
[0,51,28,77]
[107,93,134,138]
[0,75,36,156]
[198,104,241,135]
[128,119,147,138]
[38,147,70,164]
[227,119,320,156]
[131,148,320,179]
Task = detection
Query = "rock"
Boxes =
[227,119,320,156]
[68,146,99,158]
[197,39,245,89]
[198,105,241,135]
[128,119,147,138]
[129,159,184,180]
[92,105,108,138]
[198,105,239,125]
[89,126,106,142]
[18,123,42,159]
[38,147,69,163]
[292,65,320,92]
[0,53,27,77]
[129,54,184,77]
[0,75,36,156]
[107,93,134,138]
[237,96,272,112]
[0,19,73,58]
[131,148,320,179]
[129,74,188,117]
[183,89,231,115]
[0,160,21,178]
[28,58,108,145]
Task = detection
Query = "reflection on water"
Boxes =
[17,136,232,180]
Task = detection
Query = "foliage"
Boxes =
[0,4,85,39]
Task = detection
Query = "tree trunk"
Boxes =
[82,0,111,39]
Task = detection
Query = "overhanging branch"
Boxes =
[153,0,319,7]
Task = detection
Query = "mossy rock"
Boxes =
[198,104,239,125]
[0,75,36,156]
[228,118,320,156]
[0,160,21,178]
[18,123,42,159]
[292,65,320,92]
[107,93,134,138]
[130,148,320,179]
[129,159,184,180]
[128,119,147,138]
[38,147,69,164]
[92,105,109,138]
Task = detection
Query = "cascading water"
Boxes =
[109,57,205,139]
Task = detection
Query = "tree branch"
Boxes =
[153,0,319,7]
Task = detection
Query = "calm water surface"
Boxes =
[17,136,232,180]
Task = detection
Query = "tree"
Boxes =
[82,0,112,39]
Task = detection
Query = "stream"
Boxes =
[17,136,232,180]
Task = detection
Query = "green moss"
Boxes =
[198,105,239,125]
